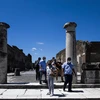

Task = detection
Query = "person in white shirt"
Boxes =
[46,60,57,96]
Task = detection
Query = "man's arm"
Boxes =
[72,68,77,77]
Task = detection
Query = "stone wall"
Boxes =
[56,41,100,84]
[86,42,100,63]
[56,40,86,62]
[56,49,66,63]
[0,22,10,83]
[7,44,32,73]
[56,40,86,71]
[56,40,100,71]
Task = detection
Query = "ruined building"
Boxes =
[56,40,100,71]
[56,40,100,83]
[7,44,32,73]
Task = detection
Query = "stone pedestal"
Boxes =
[64,22,77,83]
[81,70,100,84]
[81,63,100,84]
[0,22,10,83]
[14,68,20,76]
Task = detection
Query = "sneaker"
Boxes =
[50,94,54,97]
[47,92,50,95]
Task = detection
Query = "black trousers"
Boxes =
[36,69,40,80]
[63,74,72,91]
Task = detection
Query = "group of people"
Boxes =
[34,56,76,96]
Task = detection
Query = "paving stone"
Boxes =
[24,89,41,96]
[17,89,41,99]
[1,89,26,99]
[0,89,7,95]
[0,88,100,99]
[84,88,100,94]
[84,94,100,98]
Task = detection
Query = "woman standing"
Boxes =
[46,60,57,96]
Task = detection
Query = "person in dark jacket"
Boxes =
[35,57,41,80]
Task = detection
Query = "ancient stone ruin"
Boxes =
[63,22,77,83]
[7,45,33,73]
[0,22,33,83]
[0,22,10,83]
[56,40,100,84]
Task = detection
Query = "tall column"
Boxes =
[0,22,10,83]
[64,22,77,83]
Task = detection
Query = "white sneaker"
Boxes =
[50,94,54,97]
[47,92,50,95]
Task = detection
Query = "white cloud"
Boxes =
[32,47,37,51]
[37,42,44,45]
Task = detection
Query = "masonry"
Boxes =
[0,22,10,83]
[56,40,100,83]
[0,22,33,84]
[7,44,33,73]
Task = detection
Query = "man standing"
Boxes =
[39,56,47,84]
[35,57,41,80]
[62,57,76,92]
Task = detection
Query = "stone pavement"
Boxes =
[5,71,100,99]
[0,88,100,99]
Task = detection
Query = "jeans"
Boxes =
[39,71,46,83]
[63,74,72,91]
[47,76,54,94]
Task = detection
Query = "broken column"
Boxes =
[64,22,77,83]
[0,22,10,83]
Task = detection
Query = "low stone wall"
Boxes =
[81,70,100,84]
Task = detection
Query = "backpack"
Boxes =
[35,60,39,70]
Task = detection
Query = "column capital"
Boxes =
[0,22,10,28]
[63,22,77,32]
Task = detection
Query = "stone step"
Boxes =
[0,98,100,100]
[0,88,100,100]
[0,83,100,89]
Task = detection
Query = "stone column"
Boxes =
[64,22,77,83]
[0,22,10,83]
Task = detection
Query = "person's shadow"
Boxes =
[64,90,84,93]
[53,94,66,97]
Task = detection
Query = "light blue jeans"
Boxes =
[47,75,54,94]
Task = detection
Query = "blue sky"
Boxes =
[0,0,100,62]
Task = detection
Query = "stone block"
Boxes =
[14,68,20,76]
[81,70,100,84]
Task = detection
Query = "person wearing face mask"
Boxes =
[62,57,76,92]
[46,60,57,96]
[39,56,47,84]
